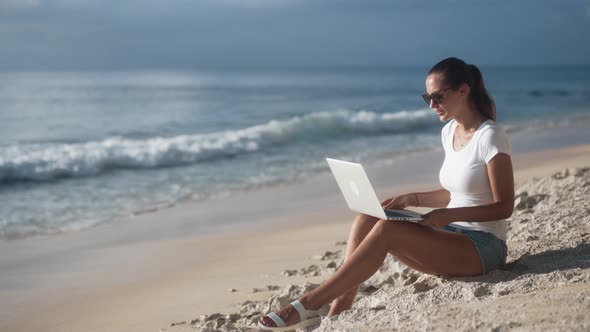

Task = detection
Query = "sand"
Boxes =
[1,144,590,332]
[164,164,590,331]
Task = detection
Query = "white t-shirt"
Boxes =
[439,119,512,240]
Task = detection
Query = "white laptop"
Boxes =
[326,158,424,222]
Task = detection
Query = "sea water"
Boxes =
[1,66,589,239]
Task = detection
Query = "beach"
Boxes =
[1,67,590,332]
[2,1,590,331]
[1,138,590,332]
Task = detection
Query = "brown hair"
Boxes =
[427,57,496,121]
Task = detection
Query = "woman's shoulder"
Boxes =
[478,120,509,140]
[477,120,512,159]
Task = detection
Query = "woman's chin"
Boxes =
[437,113,448,122]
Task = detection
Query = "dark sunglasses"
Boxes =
[421,88,452,105]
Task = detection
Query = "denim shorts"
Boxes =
[443,224,508,273]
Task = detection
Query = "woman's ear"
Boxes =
[459,82,470,96]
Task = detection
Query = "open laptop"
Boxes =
[326,158,424,222]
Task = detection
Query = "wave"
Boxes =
[527,89,571,97]
[0,108,438,183]
[493,89,589,98]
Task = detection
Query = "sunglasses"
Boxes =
[421,88,452,105]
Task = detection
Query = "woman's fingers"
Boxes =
[382,195,412,209]
[420,211,432,225]
[381,197,396,208]
[385,199,401,209]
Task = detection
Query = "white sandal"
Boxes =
[258,299,322,331]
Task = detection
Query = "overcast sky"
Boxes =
[0,0,589,70]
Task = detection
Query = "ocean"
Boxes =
[1,66,589,240]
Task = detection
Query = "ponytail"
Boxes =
[468,64,496,121]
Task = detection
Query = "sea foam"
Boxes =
[0,109,437,182]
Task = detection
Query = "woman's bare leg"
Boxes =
[328,215,441,317]
[260,220,483,328]
[300,220,482,308]
[328,213,379,317]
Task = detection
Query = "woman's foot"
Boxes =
[327,297,353,317]
[259,298,321,328]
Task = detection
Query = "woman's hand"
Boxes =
[381,194,418,210]
[421,208,452,228]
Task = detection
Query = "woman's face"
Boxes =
[424,73,468,122]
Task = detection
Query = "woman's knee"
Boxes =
[371,219,409,243]
[349,214,380,245]
[371,219,393,236]
[351,214,379,234]
[354,213,379,224]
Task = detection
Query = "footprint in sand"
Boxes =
[312,250,343,261]
[473,285,491,298]
[411,279,437,294]
[552,168,570,179]
[514,192,548,210]
[574,167,590,177]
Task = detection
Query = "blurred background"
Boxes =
[1,0,589,239]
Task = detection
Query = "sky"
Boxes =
[0,0,589,70]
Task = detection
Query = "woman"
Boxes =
[258,57,514,331]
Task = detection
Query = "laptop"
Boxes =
[326,158,424,222]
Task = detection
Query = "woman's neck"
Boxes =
[454,108,486,132]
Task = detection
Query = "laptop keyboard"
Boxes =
[385,210,417,219]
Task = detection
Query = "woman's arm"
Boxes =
[422,153,514,227]
[413,188,451,208]
[382,188,450,210]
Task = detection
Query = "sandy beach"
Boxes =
[165,145,590,332]
[1,140,590,332]
[2,2,590,331]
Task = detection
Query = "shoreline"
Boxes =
[3,113,590,242]
[1,141,590,331]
